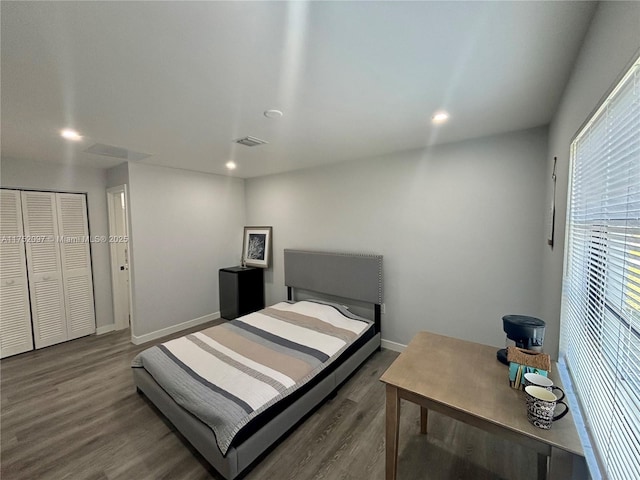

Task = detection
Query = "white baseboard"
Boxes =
[381,338,406,352]
[96,324,116,335]
[131,311,221,345]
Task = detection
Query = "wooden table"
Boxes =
[380,332,584,480]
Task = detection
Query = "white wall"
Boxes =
[246,127,548,350]
[540,1,640,359]
[127,163,245,340]
[0,157,114,329]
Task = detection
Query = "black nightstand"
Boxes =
[219,266,265,320]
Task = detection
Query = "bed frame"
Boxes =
[133,249,383,480]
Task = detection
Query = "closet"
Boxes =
[0,190,33,357]
[0,190,96,358]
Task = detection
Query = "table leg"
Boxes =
[537,453,548,480]
[385,384,401,480]
[548,447,581,480]
[420,406,428,434]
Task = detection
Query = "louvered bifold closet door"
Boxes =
[0,190,34,358]
[56,193,95,339]
[21,191,67,348]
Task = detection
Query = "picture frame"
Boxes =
[242,226,272,268]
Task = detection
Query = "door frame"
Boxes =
[106,185,132,331]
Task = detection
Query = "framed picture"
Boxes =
[242,226,272,268]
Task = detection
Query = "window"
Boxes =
[560,56,639,480]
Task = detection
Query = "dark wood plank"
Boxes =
[1,328,537,480]
[385,384,401,480]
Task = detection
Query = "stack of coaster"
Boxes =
[507,346,551,389]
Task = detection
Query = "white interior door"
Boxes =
[56,193,96,339]
[107,187,130,330]
[21,191,67,349]
[0,189,34,358]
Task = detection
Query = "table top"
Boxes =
[380,331,584,457]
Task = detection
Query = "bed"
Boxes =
[132,249,383,479]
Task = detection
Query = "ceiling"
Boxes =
[1,1,596,178]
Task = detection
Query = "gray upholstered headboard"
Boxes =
[284,249,383,305]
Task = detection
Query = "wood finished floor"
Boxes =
[1,327,537,480]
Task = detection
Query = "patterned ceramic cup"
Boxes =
[523,372,565,401]
[525,385,569,430]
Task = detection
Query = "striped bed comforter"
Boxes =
[131,300,371,455]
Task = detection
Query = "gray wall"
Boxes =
[246,127,548,350]
[540,1,640,359]
[0,156,114,329]
[127,162,245,338]
[106,162,129,188]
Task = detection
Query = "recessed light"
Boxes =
[226,161,237,170]
[264,109,283,119]
[61,129,82,141]
[431,111,450,124]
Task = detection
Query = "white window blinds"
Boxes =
[560,56,640,480]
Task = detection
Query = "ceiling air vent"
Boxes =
[85,143,151,161]
[234,136,268,147]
